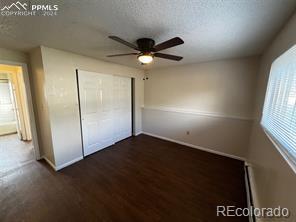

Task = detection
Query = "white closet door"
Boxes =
[78,70,115,156]
[113,76,132,142]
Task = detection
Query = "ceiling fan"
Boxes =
[107,36,184,64]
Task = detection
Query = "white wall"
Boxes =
[0,48,28,63]
[143,57,259,159]
[145,57,259,118]
[29,48,55,163]
[247,12,296,220]
[40,46,144,168]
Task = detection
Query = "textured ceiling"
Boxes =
[0,0,295,69]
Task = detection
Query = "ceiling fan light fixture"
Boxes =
[138,53,153,64]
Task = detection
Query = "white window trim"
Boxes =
[261,124,296,174]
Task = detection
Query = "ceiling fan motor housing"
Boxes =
[137,38,155,53]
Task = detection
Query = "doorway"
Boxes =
[0,62,39,175]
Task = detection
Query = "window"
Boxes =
[0,79,15,123]
[261,45,296,168]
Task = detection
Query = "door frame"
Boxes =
[76,69,135,157]
[0,60,41,160]
[76,69,85,157]
[131,77,135,136]
[8,79,22,139]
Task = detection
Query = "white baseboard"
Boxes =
[42,156,57,171]
[55,156,84,171]
[42,156,84,171]
[141,132,245,161]
[134,131,143,136]
[245,163,260,209]
[244,163,256,222]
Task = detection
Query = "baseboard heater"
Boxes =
[245,164,256,222]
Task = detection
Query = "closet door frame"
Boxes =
[76,69,135,157]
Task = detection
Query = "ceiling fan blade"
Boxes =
[153,37,184,52]
[107,53,138,57]
[154,53,183,61]
[109,36,139,50]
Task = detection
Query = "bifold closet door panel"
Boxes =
[113,76,132,142]
[78,70,115,156]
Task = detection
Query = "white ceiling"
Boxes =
[0,0,295,69]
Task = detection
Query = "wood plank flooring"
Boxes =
[0,134,248,222]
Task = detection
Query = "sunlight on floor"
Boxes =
[0,134,34,178]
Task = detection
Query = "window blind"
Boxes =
[261,45,296,165]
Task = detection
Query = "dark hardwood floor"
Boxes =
[0,134,248,222]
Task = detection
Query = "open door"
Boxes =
[8,81,22,139]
